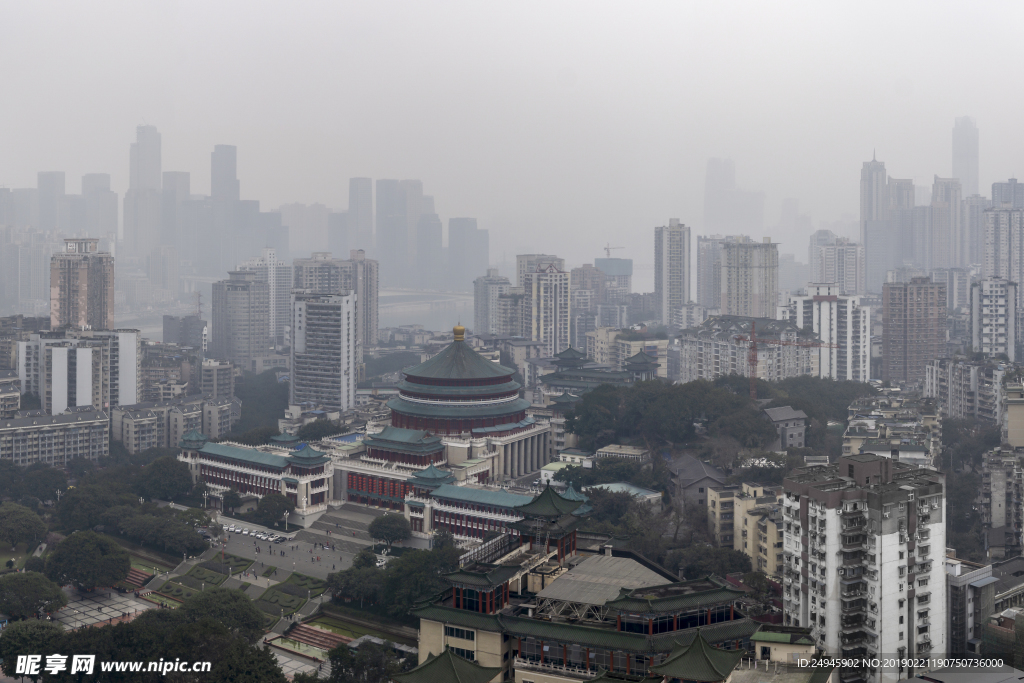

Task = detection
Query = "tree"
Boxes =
[45,530,130,590]
[708,407,777,449]
[382,544,461,617]
[180,587,267,644]
[329,566,383,608]
[0,621,63,678]
[0,502,46,549]
[296,419,345,442]
[21,465,68,502]
[23,556,46,573]
[665,546,751,579]
[351,547,378,569]
[223,489,242,513]
[139,456,193,500]
[230,425,280,446]
[324,641,407,683]
[0,571,68,619]
[252,493,295,527]
[368,513,411,549]
[229,369,290,434]
[208,638,289,683]
[58,482,138,530]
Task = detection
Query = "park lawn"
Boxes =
[308,616,405,644]
[186,565,227,585]
[237,582,252,591]
[261,565,283,578]
[201,553,253,575]
[155,580,205,602]
[0,541,33,570]
[255,585,307,616]
[131,555,173,575]
[283,572,328,597]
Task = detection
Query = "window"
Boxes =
[699,488,704,493]
[899,632,904,640]
[450,647,475,661]
[445,626,475,641]
[899,616,904,624]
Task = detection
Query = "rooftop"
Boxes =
[763,406,808,422]
[536,555,668,607]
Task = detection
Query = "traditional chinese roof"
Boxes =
[179,429,209,449]
[413,463,452,480]
[364,426,445,454]
[555,347,588,361]
[624,351,659,367]
[650,630,744,682]
[393,646,501,683]
[561,483,588,502]
[289,443,331,465]
[604,576,746,614]
[514,484,585,518]
[443,563,520,589]
[403,329,514,381]
[386,396,532,420]
[550,392,582,406]
[410,604,759,655]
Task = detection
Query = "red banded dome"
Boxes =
[386,326,531,435]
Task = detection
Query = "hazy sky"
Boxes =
[2,1,1022,290]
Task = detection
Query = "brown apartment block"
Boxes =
[50,238,114,331]
[882,276,946,387]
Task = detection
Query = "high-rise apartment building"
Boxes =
[807,229,838,282]
[210,271,270,367]
[163,315,208,353]
[522,264,571,357]
[790,284,870,381]
[931,176,963,268]
[200,358,234,400]
[654,219,690,325]
[993,179,1024,209]
[37,172,65,232]
[448,218,489,292]
[882,277,947,386]
[952,117,979,198]
[963,194,992,267]
[861,156,897,292]
[18,329,141,414]
[720,238,778,319]
[696,235,728,309]
[290,291,357,413]
[496,288,526,337]
[50,238,115,331]
[348,178,373,249]
[237,248,293,345]
[292,251,379,349]
[130,125,162,191]
[782,454,946,683]
[473,269,511,336]
[983,208,1024,282]
[516,254,564,288]
[415,212,443,290]
[593,258,632,292]
[809,237,865,295]
[971,278,1017,361]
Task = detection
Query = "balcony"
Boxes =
[513,658,593,681]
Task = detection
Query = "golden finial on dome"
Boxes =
[453,323,466,341]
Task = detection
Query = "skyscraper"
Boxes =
[703,159,764,232]
[290,290,357,413]
[594,258,632,292]
[37,172,65,232]
[808,237,864,295]
[211,145,240,202]
[448,218,489,292]
[123,125,162,260]
[806,229,837,281]
[654,219,690,324]
[473,269,511,335]
[348,178,373,249]
[860,155,889,291]
[375,179,406,286]
[882,276,947,386]
[952,117,979,197]
[720,238,778,318]
[963,194,992,268]
[522,264,571,356]
[160,171,190,247]
[237,248,293,346]
[49,238,115,331]
[81,174,118,239]
[210,271,270,366]
[327,212,349,259]
[984,207,1024,284]
[931,176,963,268]
[993,178,1024,209]
[211,144,241,276]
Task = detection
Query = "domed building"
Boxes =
[387,324,532,435]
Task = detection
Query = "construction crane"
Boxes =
[602,243,624,258]
[736,321,840,400]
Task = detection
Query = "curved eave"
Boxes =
[387,396,532,419]
[398,379,523,396]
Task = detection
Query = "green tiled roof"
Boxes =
[199,442,290,469]
[404,340,514,380]
[430,484,533,509]
[283,477,299,484]
[514,484,585,518]
[509,513,583,537]
[555,347,588,360]
[471,417,536,435]
[624,351,659,366]
[562,484,588,502]
[365,426,444,454]
[387,396,533,419]
[179,429,208,448]
[411,604,758,654]
[270,434,300,443]
[750,630,814,645]
[444,564,520,588]
[604,577,745,614]
[550,392,582,404]
[412,463,452,480]
[650,630,744,682]
[393,647,501,683]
